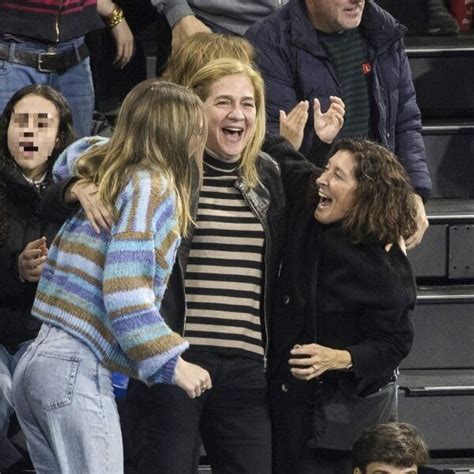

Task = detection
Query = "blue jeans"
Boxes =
[0,342,30,435]
[133,351,272,474]
[12,324,123,473]
[0,38,94,138]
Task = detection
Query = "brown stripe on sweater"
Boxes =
[113,231,154,241]
[47,262,102,288]
[155,228,180,270]
[59,240,106,268]
[127,332,185,361]
[104,275,154,294]
[35,293,115,345]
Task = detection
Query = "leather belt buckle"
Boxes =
[38,51,60,73]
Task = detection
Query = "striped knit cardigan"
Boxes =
[32,137,188,385]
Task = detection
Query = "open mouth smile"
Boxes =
[318,190,333,207]
[20,141,39,152]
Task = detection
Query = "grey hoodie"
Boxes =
[152,0,287,35]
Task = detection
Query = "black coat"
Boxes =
[0,161,62,352]
[269,178,416,398]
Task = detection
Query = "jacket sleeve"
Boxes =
[0,248,28,298]
[40,177,80,224]
[345,246,415,378]
[246,24,301,137]
[394,46,432,199]
[41,136,109,223]
[262,133,319,202]
[103,172,188,385]
[150,0,194,27]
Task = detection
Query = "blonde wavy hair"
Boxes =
[188,58,266,188]
[163,33,255,86]
[75,80,206,234]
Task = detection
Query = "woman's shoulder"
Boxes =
[323,228,414,290]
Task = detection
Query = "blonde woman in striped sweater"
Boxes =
[12,80,211,473]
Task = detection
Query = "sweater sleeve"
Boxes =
[103,171,188,385]
[151,0,194,27]
[53,136,109,182]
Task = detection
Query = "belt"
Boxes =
[0,42,89,73]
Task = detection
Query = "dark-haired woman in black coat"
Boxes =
[270,138,418,474]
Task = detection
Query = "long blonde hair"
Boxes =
[163,33,256,86]
[188,58,266,188]
[75,80,206,234]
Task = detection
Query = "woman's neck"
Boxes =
[21,165,48,184]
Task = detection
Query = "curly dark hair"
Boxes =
[0,85,75,245]
[327,138,418,245]
[352,422,429,471]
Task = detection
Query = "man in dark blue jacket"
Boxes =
[246,0,431,249]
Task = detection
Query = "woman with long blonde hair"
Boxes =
[133,58,286,474]
[12,80,211,473]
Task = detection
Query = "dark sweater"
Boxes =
[0,0,103,43]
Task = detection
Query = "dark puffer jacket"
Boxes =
[246,0,432,198]
[0,160,62,352]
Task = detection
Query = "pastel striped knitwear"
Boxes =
[31,138,188,385]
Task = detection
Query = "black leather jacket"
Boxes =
[161,150,287,364]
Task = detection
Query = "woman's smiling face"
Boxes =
[314,149,358,224]
[203,74,256,161]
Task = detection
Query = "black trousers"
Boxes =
[131,351,272,474]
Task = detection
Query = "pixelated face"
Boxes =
[305,0,365,33]
[314,149,358,224]
[7,94,60,179]
[203,74,256,161]
[357,462,418,474]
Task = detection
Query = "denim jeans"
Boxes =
[0,342,30,435]
[12,324,123,473]
[132,351,272,474]
[0,38,94,138]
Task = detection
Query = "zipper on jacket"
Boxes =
[55,0,64,42]
[234,179,270,372]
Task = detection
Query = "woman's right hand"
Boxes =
[279,100,309,150]
[174,357,212,399]
[18,237,48,283]
[67,178,114,234]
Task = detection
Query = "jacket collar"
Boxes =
[289,0,406,57]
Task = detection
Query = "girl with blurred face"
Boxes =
[7,94,60,181]
[0,85,75,468]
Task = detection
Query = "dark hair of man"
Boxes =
[352,422,430,472]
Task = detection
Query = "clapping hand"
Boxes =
[313,96,345,144]
[279,100,309,150]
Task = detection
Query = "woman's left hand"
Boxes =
[110,19,135,68]
[313,96,345,145]
[288,343,352,380]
